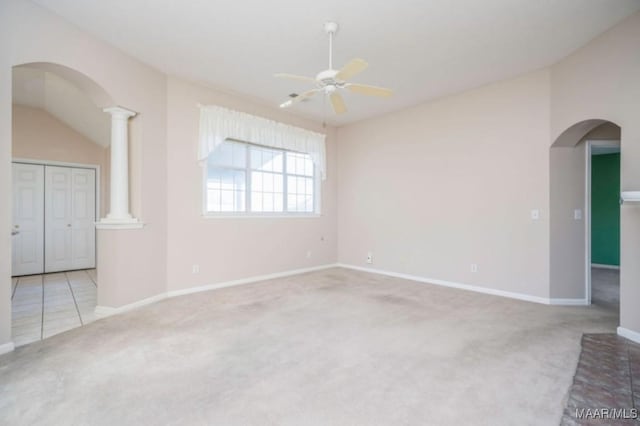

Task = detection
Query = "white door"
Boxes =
[45,166,96,273]
[11,163,45,276]
[70,168,96,270]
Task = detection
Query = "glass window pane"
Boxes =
[287,176,297,194]
[274,193,283,211]
[251,171,263,191]
[272,152,284,172]
[274,174,283,192]
[232,142,247,168]
[206,145,317,216]
[251,192,263,212]
[251,146,284,173]
[206,167,245,213]
[304,158,314,176]
[208,140,246,168]
[250,148,262,171]
[287,194,298,211]
[263,193,274,212]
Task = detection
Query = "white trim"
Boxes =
[621,191,640,203]
[336,263,560,305]
[95,222,145,230]
[94,264,338,318]
[617,326,640,344]
[95,292,168,318]
[591,263,620,270]
[202,214,321,220]
[585,141,592,305]
[586,139,622,306]
[167,264,338,297]
[0,341,15,355]
[548,298,589,306]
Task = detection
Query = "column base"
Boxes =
[96,217,144,230]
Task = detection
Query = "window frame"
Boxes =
[202,139,321,218]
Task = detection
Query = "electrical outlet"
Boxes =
[531,209,540,220]
[470,264,478,273]
[192,264,200,274]
[574,209,582,220]
[366,252,373,264]
[306,251,312,259]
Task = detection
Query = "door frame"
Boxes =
[584,139,620,305]
[11,158,100,274]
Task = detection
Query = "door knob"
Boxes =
[67,224,72,227]
[11,230,19,236]
[14,225,19,229]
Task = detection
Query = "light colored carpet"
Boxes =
[0,268,618,425]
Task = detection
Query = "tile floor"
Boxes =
[11,269,97,347]
[561,333,640,425]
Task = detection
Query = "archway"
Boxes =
[8,62,123,347]
[550,119,621,318]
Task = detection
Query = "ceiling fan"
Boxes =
[275,22,393,115]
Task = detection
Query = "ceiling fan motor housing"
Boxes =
[316,69,341,86]
[324,21,338,35]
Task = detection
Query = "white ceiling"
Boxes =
[13,66,111,147]
[33,0,640,126]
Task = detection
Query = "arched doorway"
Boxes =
[9,62,114,346]
[550,119,621,317]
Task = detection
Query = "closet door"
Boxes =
[45,166,73,273]
[45,166,96,273]
[70,168,96,270]
[11,163,45,276]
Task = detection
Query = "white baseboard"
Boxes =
[617,326,640,344]
[337,263,555,304]
[167,263,339,298]
[591,263,620,270]
[548,298,589,306]
[337,263,588,306]
[95,292,168,318]
[0,341,15,355]
[94,263,338,318]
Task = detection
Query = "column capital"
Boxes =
[103,106,137,119]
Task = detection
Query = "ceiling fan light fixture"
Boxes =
[275,22,393,115]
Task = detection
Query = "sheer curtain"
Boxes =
[199,105,327,180]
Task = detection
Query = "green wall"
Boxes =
[591,153,620,266]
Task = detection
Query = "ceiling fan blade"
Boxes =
[330,92,347,114]
[274,73,317,83]
[279,89,319,108]
[346,83,393,97]
[335,58,368,81]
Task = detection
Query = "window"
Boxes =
[205,140,318,215]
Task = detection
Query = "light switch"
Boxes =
[574,209,582,220]
[531,209,540,220]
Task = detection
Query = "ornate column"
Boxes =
[98,106,140,227]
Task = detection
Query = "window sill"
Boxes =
[202,213,321,220]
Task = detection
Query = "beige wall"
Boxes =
[550,11,640,333]
[0,0,169,345]
[585,122,621,140]
[1,0,640,350]
[166,77,337,290]
[12,104,109,216]
[337,70,551,298]
[549,144,586,299]
[548,122,621,300]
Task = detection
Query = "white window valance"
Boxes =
[199,105,327,180]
